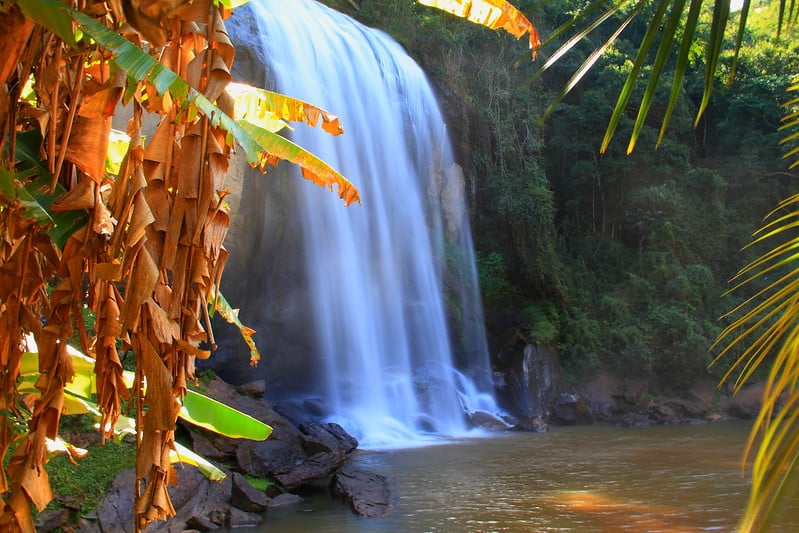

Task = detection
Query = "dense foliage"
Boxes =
[324,0,798,392]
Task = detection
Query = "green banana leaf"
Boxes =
[17,0,77,48]
[3,130,89,247]
[181,389,272,441]
[19,345,271,442]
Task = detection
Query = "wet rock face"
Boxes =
[86,377,364,531]
[329,464,395,518]
[90,465,263,533]
[510,416,549,433]
[551,393,594,425]
[186,377,358,490]
[203,3,322,396]
[496,343,563,422]
[231,472,269,513]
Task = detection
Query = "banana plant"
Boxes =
[18,343,271,481]
[0,0,360,530]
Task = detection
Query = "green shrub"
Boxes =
[522,300,560,345]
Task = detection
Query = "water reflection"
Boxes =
[228,421,799,532]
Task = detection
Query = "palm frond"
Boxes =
[712,193,799,531]
[780,77,799,170]
[540,7,640,124]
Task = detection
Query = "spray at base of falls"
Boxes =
[225,0,503,448]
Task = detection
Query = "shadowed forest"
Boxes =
[324,0,799,393]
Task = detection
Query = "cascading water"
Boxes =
[224,0,500,447]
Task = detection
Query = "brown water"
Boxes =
[234,421,799,532]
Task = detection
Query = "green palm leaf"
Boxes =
[601,0,671,153]
[694,0,731,125]
[535,1,639,123]
[528,0,630,85]
[657,0,703,146]
[711,194,799,531]
[627,0,688,153]
[780,77,799,169]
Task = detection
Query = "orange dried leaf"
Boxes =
[126,192,155,248]
[92,200,117,236]
[142,117,174,168]
[65,116,112,181]
[417,0,540,58]
[94,261,122,282]
[144,180,172,232]
[120,248,160,331]
[175,338,211,359]
[227,83,344,135]
[78,86,123,118]
[138,337,177,432]
[8,446,53,512]
[145,299,179,344]
[176,135,203,199]
[51,179,96,212]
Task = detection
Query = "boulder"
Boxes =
[497,343,563,422]
[225,507,264,529]
[330,464,394,518]
[188,377,359,491]
[34,509,70,533]
[272,450,347,490]
[511,416,548,432]
[551,392,593,425]
[721,382,766,419]
[235,379,266,398]
[617,413,652,428]
[646,402,680,424]
[185,514,220,531]
[299,421,358,455]
[469,410,513,431]
[89,465,265,533]
[268,493,305,508]
[231,473,269,513]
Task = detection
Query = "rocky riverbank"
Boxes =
[39,369,768,532]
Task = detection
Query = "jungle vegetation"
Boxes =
[0,0,797,531]
[326,0,798,530]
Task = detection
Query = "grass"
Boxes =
[45,429,135,515]
[244,474,275,492]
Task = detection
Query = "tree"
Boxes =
[534,0,798,529]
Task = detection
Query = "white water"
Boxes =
[241,0,499,447]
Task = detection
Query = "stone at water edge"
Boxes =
[469,410,514,430]
[87,465,263,532]
[268,493,305,508]
[329,463,395,519]
[299,421,358,455]
[511,416,549,432]
[231,472,269,513]
[272,450,348,490]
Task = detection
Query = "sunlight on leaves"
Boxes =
[69,8,361,205]
[418,0,540,57]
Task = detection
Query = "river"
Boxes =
[228,421,798,532]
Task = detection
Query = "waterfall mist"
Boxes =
[223,0,499,447]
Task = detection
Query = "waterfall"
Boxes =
[224,0,499,447]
